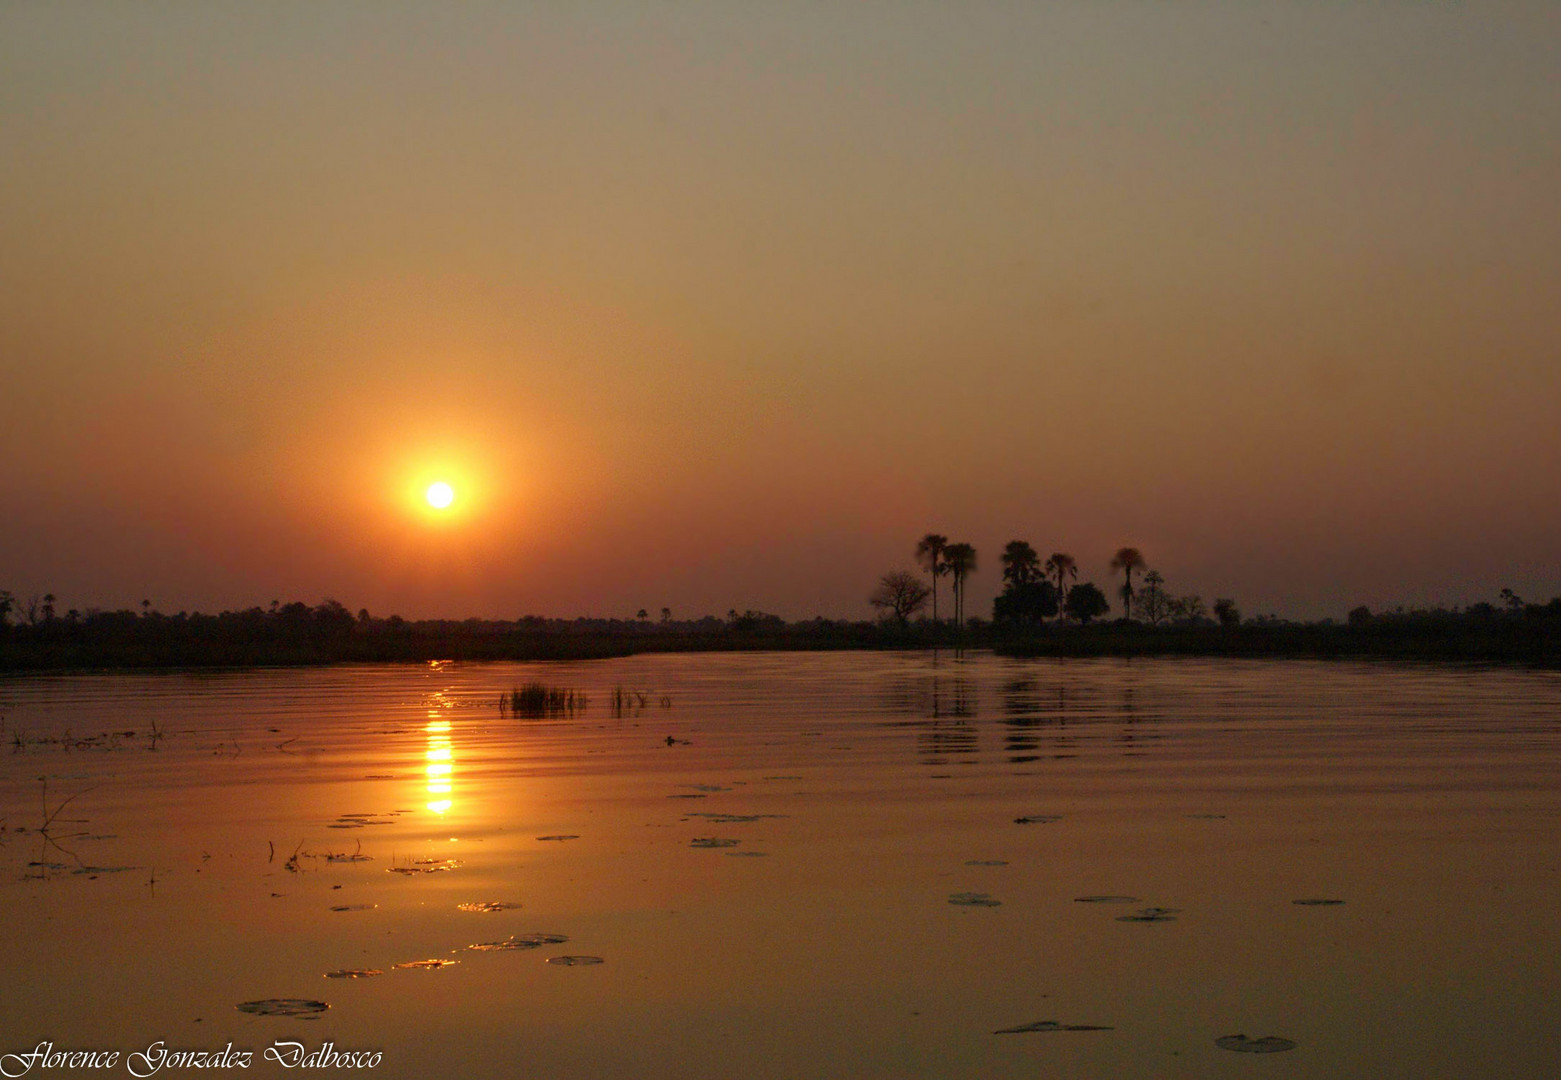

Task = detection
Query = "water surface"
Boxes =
[2,653,1558,1079]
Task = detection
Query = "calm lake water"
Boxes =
[1,652,1558,1079]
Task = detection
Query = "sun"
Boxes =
[425,481,455,510]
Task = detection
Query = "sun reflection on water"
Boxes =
[425,716,454,815]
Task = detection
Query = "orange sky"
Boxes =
[3,3,1559,620]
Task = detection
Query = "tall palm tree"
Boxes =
[916,534,949,625]
[942,542,977,630]
[1045,553,1077,618]
[1110,547,1146,621]
[1001,540,1041,586]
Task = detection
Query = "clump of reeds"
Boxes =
[500,683,586,718]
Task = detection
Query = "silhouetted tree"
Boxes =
[993,580,1059,625]
[1348,605,1372,627]
[1110,547,1146,620]
[1000,540,1042,586]
[1044,553,1077,619]
[41,593,56,623]
[636,609,649,622]
[942,542,977,630]
[1169,594,1208,624]
[1138,571,1170,625]
[1500,588,1524,613]
[661,607,672,624]
[916,534,949,625]
[1064,582,1109,624]
[0,589,12,628]
[869,571,932,624]
[1213,598,1241,627]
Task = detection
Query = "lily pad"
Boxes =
[1216,1035,1297,1054]
[1116,907,1180,922]
[546,955,604,966]
[685,813,786,824]
[467,932,568,951]
[1014,815,1061,825]
[392,959,459,970]
[1293,898,1345,906]
[1074,895,1140,904]
[536,835,579,842]
[690,837,740,849]
[949,892,1002,907]
[329,904,376,912]
[323,969,383,979]
[994,1021,1113,1035]
[236,999,329,1019]
[387,859,460,875]
[457,902,523,913]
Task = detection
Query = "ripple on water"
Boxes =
[1074,895,1140,904]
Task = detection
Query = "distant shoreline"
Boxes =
[3,619,1559,672]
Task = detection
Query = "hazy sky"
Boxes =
[3,2,1559,621]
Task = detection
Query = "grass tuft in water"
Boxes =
[500,683,587,718]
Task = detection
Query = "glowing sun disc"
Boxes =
[425,481,455,509]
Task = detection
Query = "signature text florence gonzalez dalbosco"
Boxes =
[1,1041,383,1076]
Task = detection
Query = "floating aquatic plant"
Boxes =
[1116,907,1180,922]
[948,892,1002,907]
[328,904,376,912]
[1014,815,1061,825]
[547,955,604,966]
[387,858,460,875]
[1293,898,1345,906]
[690,837,740,849]
[323,970,382,979]
[457,902,523,913]
[965,860,1009,867]
[468,932,569,951]
[535,835,579,842]
[994,1021,1113,1035]
[1215,1035,1296,1053]
[1074,895,1140,904]
[392,959,459,970]
[235,999,329,1018]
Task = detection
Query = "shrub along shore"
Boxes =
[2,599,1560,671]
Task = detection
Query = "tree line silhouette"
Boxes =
[871,535,1231,630]
[3,568,1561,671]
